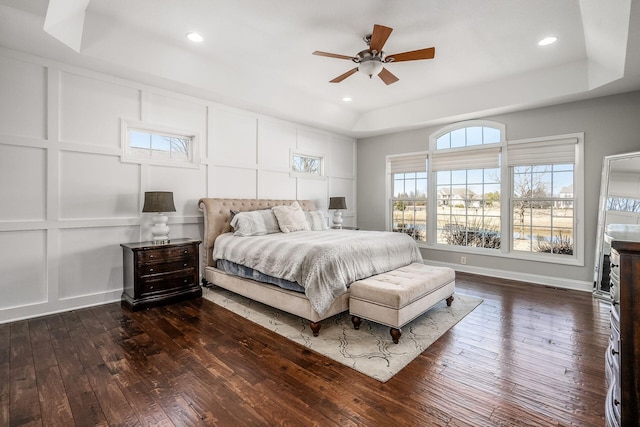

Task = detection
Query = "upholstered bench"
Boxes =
[349,263,455,344]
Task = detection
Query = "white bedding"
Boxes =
[213,230,423,316]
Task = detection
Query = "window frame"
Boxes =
[289,149,326,179]
[121,120,200,169]
[391,170,429,242]
[385,120,584,267]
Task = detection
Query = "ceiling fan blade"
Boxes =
[369,24,393,52]
[313,51,355,60]
[378,67,399,85]
[386,47,435,62]
[330,68,358,83]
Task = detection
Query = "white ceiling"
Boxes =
[1,0,639,137]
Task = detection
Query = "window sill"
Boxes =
[417,242,584,267]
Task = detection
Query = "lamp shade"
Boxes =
[329,197,347,210]
[142,191,176,213]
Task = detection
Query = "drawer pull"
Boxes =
[614,399,619,406]
[184,279,188,283]
[611,347,619,356]
[610,263,618,268]
[183,263,188,267]
[149,268,154,272]
[149,254,154,258]
[184,250,188,254]
[150,285,154,290]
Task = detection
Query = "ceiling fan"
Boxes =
[313,24,435,85]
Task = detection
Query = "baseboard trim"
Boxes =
[423,260,593,292]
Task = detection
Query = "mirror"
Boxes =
[593,151,640,298]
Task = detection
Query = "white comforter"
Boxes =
[213,230,423,316]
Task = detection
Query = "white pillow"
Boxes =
[272,202,311,233]
[230,209,281,236]
[305,211,329,231]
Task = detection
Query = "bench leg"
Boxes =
[310,321,321,337]
[446,295,454,306]
[351,315,361,330]
[390,328,402,344]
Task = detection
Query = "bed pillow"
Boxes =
[305,211,329,231]
[272,201,310,233]
[230,209,281,236]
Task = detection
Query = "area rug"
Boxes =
[202,287,482,382]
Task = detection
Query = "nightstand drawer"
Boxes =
[137,245,196,263]
[139,269,196,296]
[139,258,195,275]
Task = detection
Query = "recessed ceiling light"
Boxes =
[187,32,204,42]
[342,97,352,102]
[538,36,557,46]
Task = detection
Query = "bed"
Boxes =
[198,198,423,336]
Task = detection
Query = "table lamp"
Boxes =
[329,197,347,228]
[142,191,176,243]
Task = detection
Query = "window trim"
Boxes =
[505,133,584,266]
[289,149,326,179]
[121,120,200,169]
[386,120,584,267]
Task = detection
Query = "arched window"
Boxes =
[430,121,504,250]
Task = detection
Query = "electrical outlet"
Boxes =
[460,256,467,265]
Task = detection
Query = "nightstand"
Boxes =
[120,238,202,311]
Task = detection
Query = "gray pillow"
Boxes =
[230,209,281,236]
[305,211,329,231]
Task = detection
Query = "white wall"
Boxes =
[0,48,356,323]
[357,91,640,290]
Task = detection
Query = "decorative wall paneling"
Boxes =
[0,48,356,323]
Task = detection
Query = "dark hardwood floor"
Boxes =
[1,273,610,426]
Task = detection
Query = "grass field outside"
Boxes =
[392,204,574,254]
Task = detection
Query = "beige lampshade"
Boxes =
[142,191,176,213]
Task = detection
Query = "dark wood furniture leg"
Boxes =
[390,328,402,344]
[310,321,321,337]
[446,295,454,306]
[351,315,361,330]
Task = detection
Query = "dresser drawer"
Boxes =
[136,245,197,263]
[139,269,197,296]
[606,380,621,427]
[139,258,195,275]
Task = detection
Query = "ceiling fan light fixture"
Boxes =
[358,59,384,78]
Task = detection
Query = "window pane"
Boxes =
[483,127,501,144]
[467,169,483,183]
[451,128,466,148]
[436,167,501,250]
[467,127,483,146]
[292,155,321,174]
[436,134,450,149]
[127,128,193,165]
[130,131,150,148]
[392,171,427,242]
[511,163,575,256]
[437,171,450,185]
[451,170,466,184]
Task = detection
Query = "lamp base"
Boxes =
[332,210,343,229]
[151,213,170,244]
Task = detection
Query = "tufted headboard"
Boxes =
[197,198,317,270]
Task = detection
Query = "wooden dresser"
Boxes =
[121,238,202,311]
[605,225,640,427]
